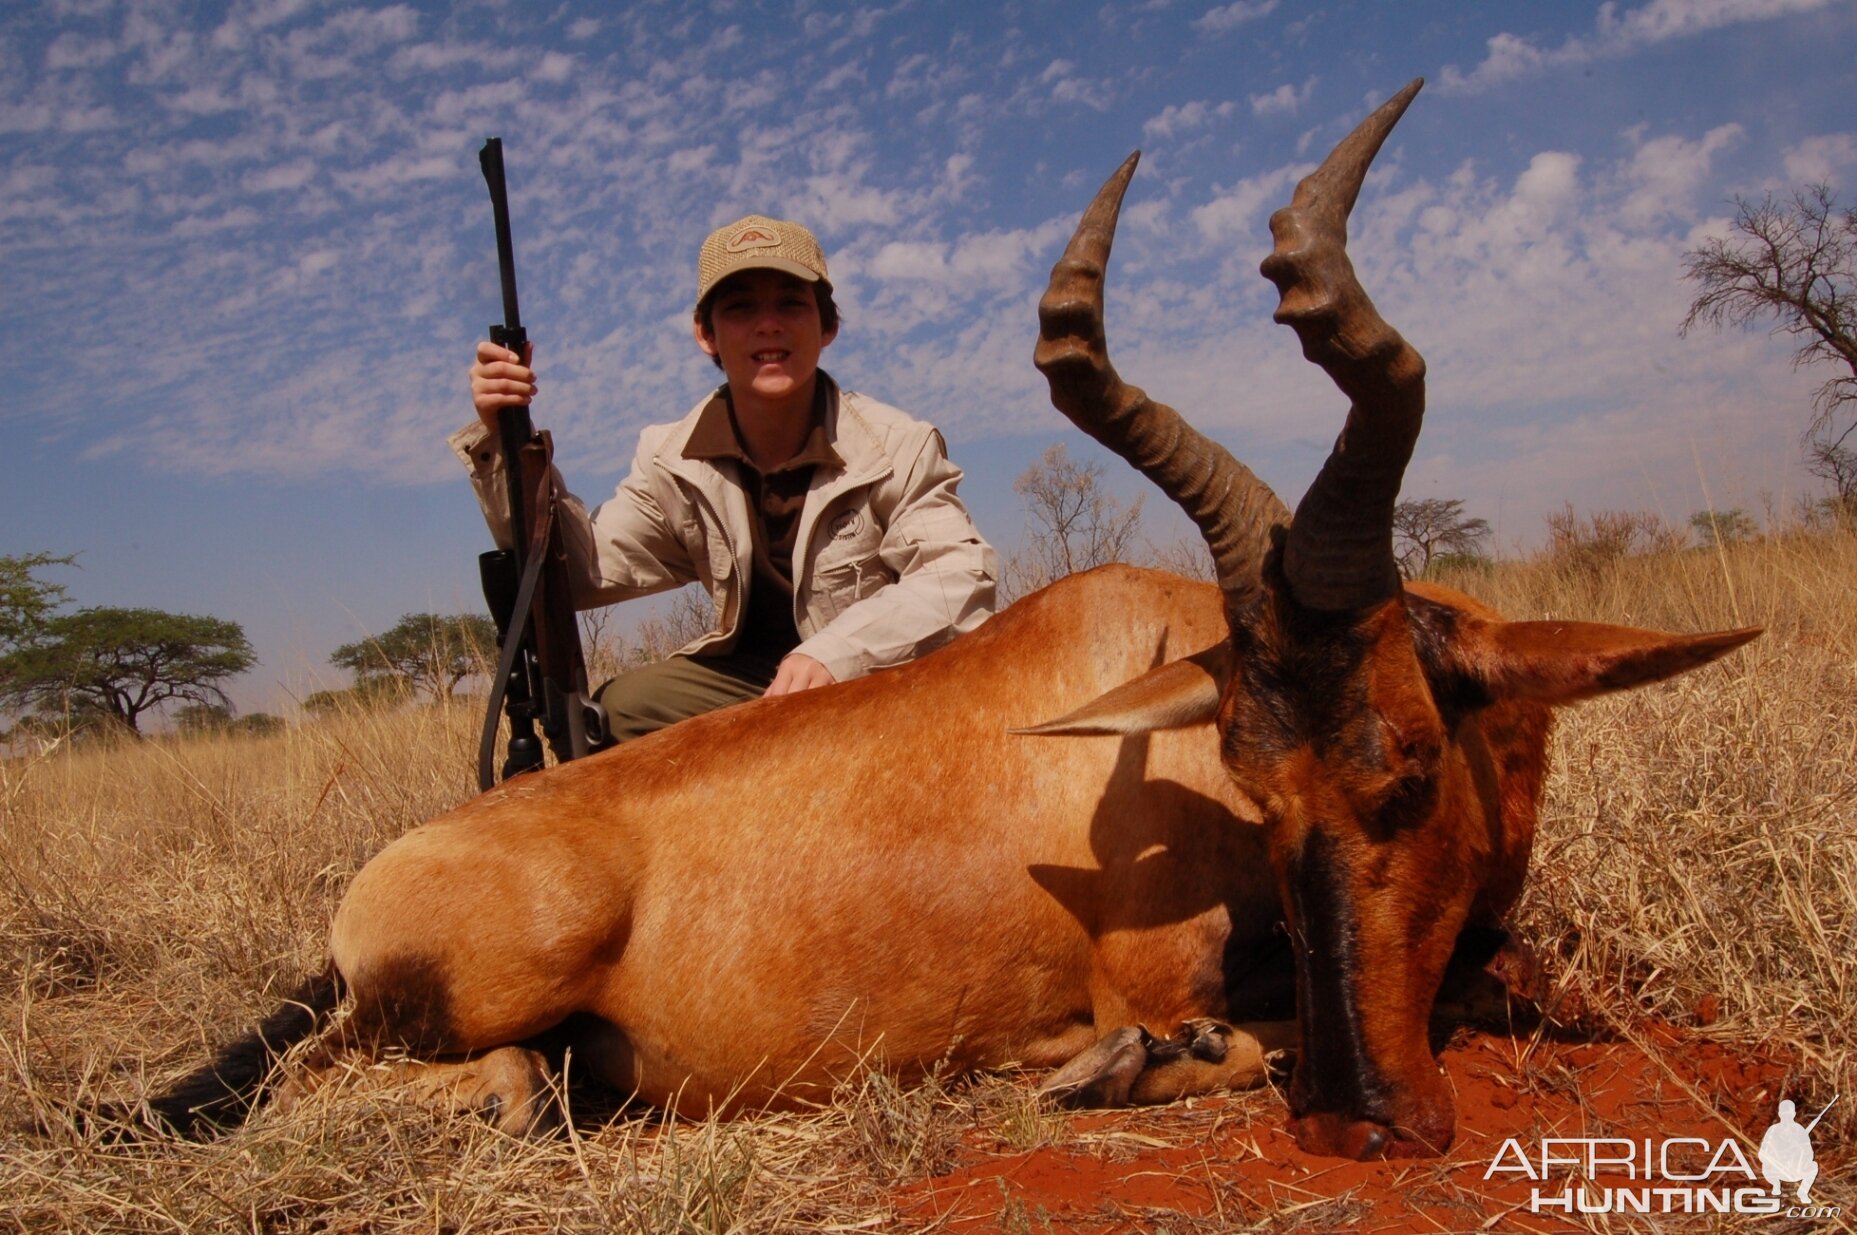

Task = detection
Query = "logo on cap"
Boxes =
[727,225,782,253]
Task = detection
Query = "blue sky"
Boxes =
[5,0,1852,717]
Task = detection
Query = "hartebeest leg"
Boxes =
[272,1045,560,1136]
[1040,1018,1296,1108]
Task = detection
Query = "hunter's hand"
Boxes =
[764,654,836,697]
[470,340,537,429]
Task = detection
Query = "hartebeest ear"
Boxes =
[1013,643,1231,736]
[1440,618,1761,708]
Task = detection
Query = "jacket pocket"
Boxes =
[811,551,889,623]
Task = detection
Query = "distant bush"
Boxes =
[1544,504,1687,576]
[1689,507,1759,547]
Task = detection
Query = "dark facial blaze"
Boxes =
[1221,591,1445,835]
[1221,589,1468,1158]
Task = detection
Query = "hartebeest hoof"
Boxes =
[1040,1026,1150,1106]
[1041,1019,1296,1108]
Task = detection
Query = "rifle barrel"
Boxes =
[479,138,524,336]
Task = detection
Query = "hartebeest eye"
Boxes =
[1368,768,1439,833]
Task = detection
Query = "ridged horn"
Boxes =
[1036,152,1289,610]
[1261,78,1427,612]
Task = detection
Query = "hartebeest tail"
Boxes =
[1031,80,1760,1159]
[136,964,343,1138]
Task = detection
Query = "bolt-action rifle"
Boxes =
[475,137,606,790]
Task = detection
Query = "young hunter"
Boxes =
[455,214,998,744]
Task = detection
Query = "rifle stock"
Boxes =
[476,138,605,791]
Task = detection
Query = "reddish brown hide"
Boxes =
[1029,80,1760,1159]
[138,566,1308,1137]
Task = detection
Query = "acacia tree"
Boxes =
[1005,444,1144,602]
[0,551,75,651]
[331,612,498,702]
[1807,436,1857,521]
[0,607,255,735]
[1689,507,1759,547]
[1391,498,1491,578]
[1682,184,1857,506]
[303,677,409,717]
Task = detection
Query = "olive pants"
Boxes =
[596,648,786,746]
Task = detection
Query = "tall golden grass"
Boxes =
[1,525,1850,1231]
[1447,522,1856,1152]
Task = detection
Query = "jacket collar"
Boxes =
[655,374,898,606]
[662,371,891,495]
[681,380,844,476]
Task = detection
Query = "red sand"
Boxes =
[897,1025,1824,1233]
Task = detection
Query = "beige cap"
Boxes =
[695,214,830,308]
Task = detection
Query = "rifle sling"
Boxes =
[476,479,558,792]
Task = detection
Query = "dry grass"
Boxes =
[2,527,1852,1231]
[1439,522,1857,1144]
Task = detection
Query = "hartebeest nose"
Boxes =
[1290,1112,1393,1160]
[1289,1094,1455,1160]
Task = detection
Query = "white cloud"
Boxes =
[1,0,1840,529]
[163,83,240,115]
[1596,0,1831,43]
[333,152,457,196]
[938,151,977,202]
[170,206,262,237]
[666,144,717,174]
[795,170,905,231]
[210,0,327,51]
[57,101,120,131]
[533,51,575,83]
[1615,122,1743,225]
[44,30,119,70]
[244,159,317,192]
[1189,163,1307,241]
[1441,0,1837,93]
[1249,78,1315,117]
[815,62,865,95]
[389,41,523,75]
[1142,99,1236,139]
[1193,1,1279,34]
[1783,133,1857,185]
[323,5,420,46]
[1040,59,1114,110]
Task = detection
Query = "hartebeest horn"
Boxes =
[1036,152,1289,610]
[1263,78,1427,612]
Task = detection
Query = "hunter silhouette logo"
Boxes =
[1759,1095,1836,1204]
[1485,1093,1842,1218]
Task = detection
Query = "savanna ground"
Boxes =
[1,527,1852,1233]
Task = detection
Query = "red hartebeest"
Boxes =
[1023,78,1759,1157]
[129,80,1755,1160]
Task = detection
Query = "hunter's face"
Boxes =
[696,271,836,419]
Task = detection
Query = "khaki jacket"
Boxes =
[449,385,997,683]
